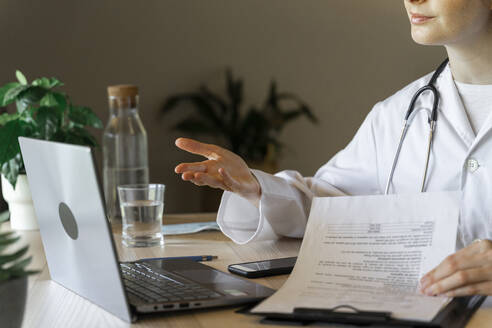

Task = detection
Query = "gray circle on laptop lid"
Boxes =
[58,202,79,240]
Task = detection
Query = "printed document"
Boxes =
[252,192,460,322]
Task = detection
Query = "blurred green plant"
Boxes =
[0,213,37,281]
[161,69,318,163]
[0,70,103,188]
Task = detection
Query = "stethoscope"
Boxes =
[384,58,449,195]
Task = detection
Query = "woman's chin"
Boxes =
[411,30,445,46]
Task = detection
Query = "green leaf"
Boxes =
[48,77,63,88]
[199,86,228,114]
[0,231,15,239]
[17,86,48,106]
[32,77,50,88]
[0,235,20,248]
[0,113,20,126]
[50,129,67,143]
[36,106,61,140]
[39,93,58,107]
[0,82,20,106]
[281,110,303,123]
[5,256,32,272]
[32,77,63,89]
[299,104,318,123]
[0,245,28,266]
[240,109,268,134]
[264,80,279,113]
[1,154,23,189]
[236,108,271,157]
[3,85,29,106]
[0,268,38,281]
[276,93,318,123]
[0,236,17,252]
[19,108,37,126]
[0,233,15,252]
[226,69,242,105]
[15,99,29,113]
[52,92,67,110]
[64,126,98,147]
[68,106,103,129]
[225,69,243,129]
[0,120,24,164]
[15,70,28,85]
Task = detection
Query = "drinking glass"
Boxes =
[118,184,164,247]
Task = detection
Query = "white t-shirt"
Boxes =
[454,81,492,134]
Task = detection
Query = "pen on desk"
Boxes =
[139,255,218,262]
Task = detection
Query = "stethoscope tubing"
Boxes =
[384,59,448,195]
[384,121,410,195]
[421,119,436,192]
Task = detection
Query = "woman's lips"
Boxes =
[410,13,435,25]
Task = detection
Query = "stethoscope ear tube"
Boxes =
[384,58,448,195]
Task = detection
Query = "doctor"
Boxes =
[174,0,492,297]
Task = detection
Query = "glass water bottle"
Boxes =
[103,85,149,224]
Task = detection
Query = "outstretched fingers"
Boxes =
[175,138,221,160]
[180,172,196,181]
[175,161,207,174]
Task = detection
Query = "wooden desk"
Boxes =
[5,213,492,328]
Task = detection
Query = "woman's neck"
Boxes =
[446,20,492,85]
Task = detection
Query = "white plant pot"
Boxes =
[1,174,38,230]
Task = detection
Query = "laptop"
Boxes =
[19,137,274,323]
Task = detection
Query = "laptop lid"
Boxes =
[19,137,132,323]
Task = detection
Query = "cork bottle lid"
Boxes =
[107,85,139,98]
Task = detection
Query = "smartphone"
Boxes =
[228,257,297,278]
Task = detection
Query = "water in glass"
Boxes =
[118,183,164,247]
[121,199,163,247]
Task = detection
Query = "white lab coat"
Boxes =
[217,63,492,250]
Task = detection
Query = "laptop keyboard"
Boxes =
[120,262,221,304]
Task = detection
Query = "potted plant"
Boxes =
[161,69,318,173]
[0,213,38,328]
[0,71,102,230]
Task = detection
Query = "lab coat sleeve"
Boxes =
[217,104,383,244]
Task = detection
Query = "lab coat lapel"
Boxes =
[438,66,475,149]
[469,97,492,151]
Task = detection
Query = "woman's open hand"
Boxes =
[420,239,492,296]
[174,137,261,207]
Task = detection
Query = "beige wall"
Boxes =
[0,0,445,213]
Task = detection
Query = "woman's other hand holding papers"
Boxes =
[420,239,492,296]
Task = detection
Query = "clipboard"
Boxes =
[239,295,486,328]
